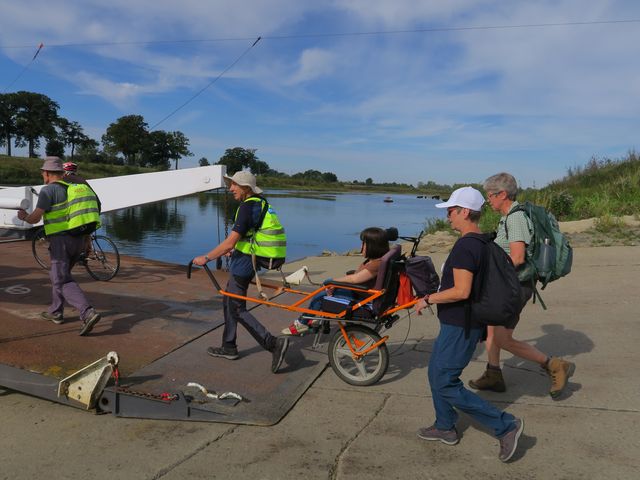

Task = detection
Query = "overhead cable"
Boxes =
[1,19,639,49]
[149,37,261,130]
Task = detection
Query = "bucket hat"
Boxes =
[223,170,263,194]
[40,156,64,172]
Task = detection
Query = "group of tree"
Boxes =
[101,115,192,169]
[215,147,339,184]
[0,91,88,159]
[0,91,192,170]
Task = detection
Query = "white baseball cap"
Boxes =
[435,186,485,211]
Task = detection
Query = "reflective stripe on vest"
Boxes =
[234,197,286,259]
[43,181,101,235]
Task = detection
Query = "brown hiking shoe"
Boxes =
[469,367,506,392]
[546,357,575,399]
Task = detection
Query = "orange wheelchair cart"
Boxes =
[188,231,429,386]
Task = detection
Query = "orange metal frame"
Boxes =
[215,277,419,358]
[189,263,420,360]
[217,280,418,320]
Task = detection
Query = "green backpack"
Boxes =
[506,201,573,308]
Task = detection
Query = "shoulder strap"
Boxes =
[461,232,490,338]
[504,202,528,240]
[254,196,269,231]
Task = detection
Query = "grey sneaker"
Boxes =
[41,311,64,325]
[207,346,239,360]
[417,425,459,445]
[271,337,289,373]
[79,309,101,336]
[499,418,524,462]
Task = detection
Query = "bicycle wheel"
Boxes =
[84,235,120,281]
[31,227,50,270]
[328,324,389,386]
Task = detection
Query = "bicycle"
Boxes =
[32,227,121,281]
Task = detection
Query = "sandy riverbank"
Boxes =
[318,215,640,257]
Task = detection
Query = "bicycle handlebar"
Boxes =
[398,231,425,257]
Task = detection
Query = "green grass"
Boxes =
[530,151,640,220]
[424,218,452,235]
[0,155,156,185]
[421,151,640,235]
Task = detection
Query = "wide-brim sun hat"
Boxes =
[40,156,64,172]
[435,186,485,211]
[223,170,263,194]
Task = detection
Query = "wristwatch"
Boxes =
[204,255,210,262]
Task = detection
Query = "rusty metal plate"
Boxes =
[2,241,329,424]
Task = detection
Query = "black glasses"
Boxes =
[487,191,503,199]
[447,207,460,218]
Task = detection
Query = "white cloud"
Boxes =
[1,0,639,186]
[288,48,336,84]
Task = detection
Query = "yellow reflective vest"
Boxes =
[43,180,101,236]
[234,197,286,261]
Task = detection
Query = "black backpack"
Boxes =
[464,233,522,335]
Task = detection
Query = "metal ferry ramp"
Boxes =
[0,240,328,425]
[1,164,329,424]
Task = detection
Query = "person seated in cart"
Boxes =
[192,171,289,373]
[281,226,390,336]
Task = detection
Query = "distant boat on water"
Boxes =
[383,196,393,203]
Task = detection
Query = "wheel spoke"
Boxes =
[335,346,353,358]
[354,359,368,378]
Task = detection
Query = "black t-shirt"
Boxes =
[232,197,263,237]
[229,196,264,277]
[437,235,485,328]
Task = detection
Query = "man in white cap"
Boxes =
[413,186,524,462]
[17,157,102,335]
[192,170,289,373]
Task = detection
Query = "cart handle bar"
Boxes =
[187,260,223,291]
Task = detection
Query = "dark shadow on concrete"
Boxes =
[377,336,435,386]
[465,323,594,407]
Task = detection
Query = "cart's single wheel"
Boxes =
[328,324,389,386]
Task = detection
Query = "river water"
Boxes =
[100,191,445,265]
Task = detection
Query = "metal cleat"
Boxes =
[57,352,119,410]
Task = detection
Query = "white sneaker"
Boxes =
[281,319,309,336]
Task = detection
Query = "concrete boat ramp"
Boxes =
[0,240,323,425]
[1,242,639,478]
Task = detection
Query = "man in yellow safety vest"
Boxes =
[17,157,102,335]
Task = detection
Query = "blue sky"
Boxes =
[1,0,639,187]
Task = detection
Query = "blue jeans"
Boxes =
[428,323,516,438]
[222,275,276,352]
